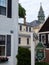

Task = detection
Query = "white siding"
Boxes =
[0,0,18,65]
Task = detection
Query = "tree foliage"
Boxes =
[16,47,31,65]
[19,3,26,18]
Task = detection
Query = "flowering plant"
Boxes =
[0,57,8,63]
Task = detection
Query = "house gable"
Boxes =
[39,17,49,32]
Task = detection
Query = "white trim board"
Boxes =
[38,31,49,34]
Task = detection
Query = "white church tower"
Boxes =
[0,0,18,65]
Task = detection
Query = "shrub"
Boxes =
[16,47,31,65]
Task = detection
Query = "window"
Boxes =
[0,0,6,15]
[26,26,28,32]
[0,35,11,56]
[27,38,29,44]
[0,35,5,56]
[41,34,46,44]
[20,25,22,31]
[0,0,12,18]
[29,27,31,32]
[48,34,49,43]
[19,38,21,44]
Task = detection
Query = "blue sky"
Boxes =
[19,0,49,23]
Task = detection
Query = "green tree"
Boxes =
[19,3,26,18]
[16,47,31,65]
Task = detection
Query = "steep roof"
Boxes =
[29,20,41,27]
[39,17,49,32]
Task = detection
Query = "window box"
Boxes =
[0,57,8,63]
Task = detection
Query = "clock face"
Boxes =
[0,0,6,7]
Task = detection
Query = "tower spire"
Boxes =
[40,2,42,6]
[38,3,45,23]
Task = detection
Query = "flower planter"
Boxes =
[0,57,8,63]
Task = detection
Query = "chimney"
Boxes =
[24,16,26,24]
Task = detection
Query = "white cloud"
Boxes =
[19,0,49,22]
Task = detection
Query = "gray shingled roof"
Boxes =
[29,20,41,27]
[19,20,41,27]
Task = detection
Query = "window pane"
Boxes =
[19,38,21,44]
[0,6,6,15]
[0,46,5,56]
[0,41,5,45]
[1,7,6,15]
[27,38,29,44]
[0,35,5,45]
[20,25,22,31]
[0,0,6,7]
[29,27,31,32]
[41,34,46,44]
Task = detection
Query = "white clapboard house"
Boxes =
[0,0,18,65]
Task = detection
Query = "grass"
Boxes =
[35,62,49,65]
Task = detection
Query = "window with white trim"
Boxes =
[0,0,12,18]
[0,35,11,56]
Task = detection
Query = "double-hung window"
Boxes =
[0,35,5,56]
[0,0,12,18]
[0,35,11,57]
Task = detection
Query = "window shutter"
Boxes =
[6,35,11,56]
[7,0,12,18]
